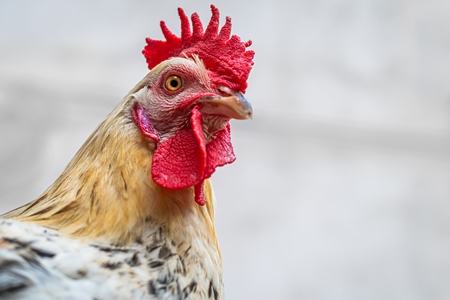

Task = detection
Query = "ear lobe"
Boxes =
[131,102,160,144]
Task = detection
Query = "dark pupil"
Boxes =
[170,79,179,88]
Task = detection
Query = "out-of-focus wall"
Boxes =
[1,1,449,299]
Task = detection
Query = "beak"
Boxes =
[196,87,253,120]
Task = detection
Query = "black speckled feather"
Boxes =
[0,219,222,300]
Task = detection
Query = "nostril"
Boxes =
[217,85,234,96]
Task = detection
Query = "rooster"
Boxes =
[0,5,254,299]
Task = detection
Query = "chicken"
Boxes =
[0,5,254,299]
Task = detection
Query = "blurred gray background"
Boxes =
[1,1,449,299]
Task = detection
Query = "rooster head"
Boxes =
[131,5,254,206]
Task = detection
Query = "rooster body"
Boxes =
[0,6,254,300]
[1,59,224,299]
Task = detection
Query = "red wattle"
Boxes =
[151,106,206,190]
[204,123,235,179]
[194,182,205,206]
[149,106,236,206]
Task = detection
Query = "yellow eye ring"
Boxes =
[164,75,183,91]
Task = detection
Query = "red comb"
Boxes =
[142,5,254,93]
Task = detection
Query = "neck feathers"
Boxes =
[2,76,218,248]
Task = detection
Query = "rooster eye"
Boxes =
[164,75,183,91]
